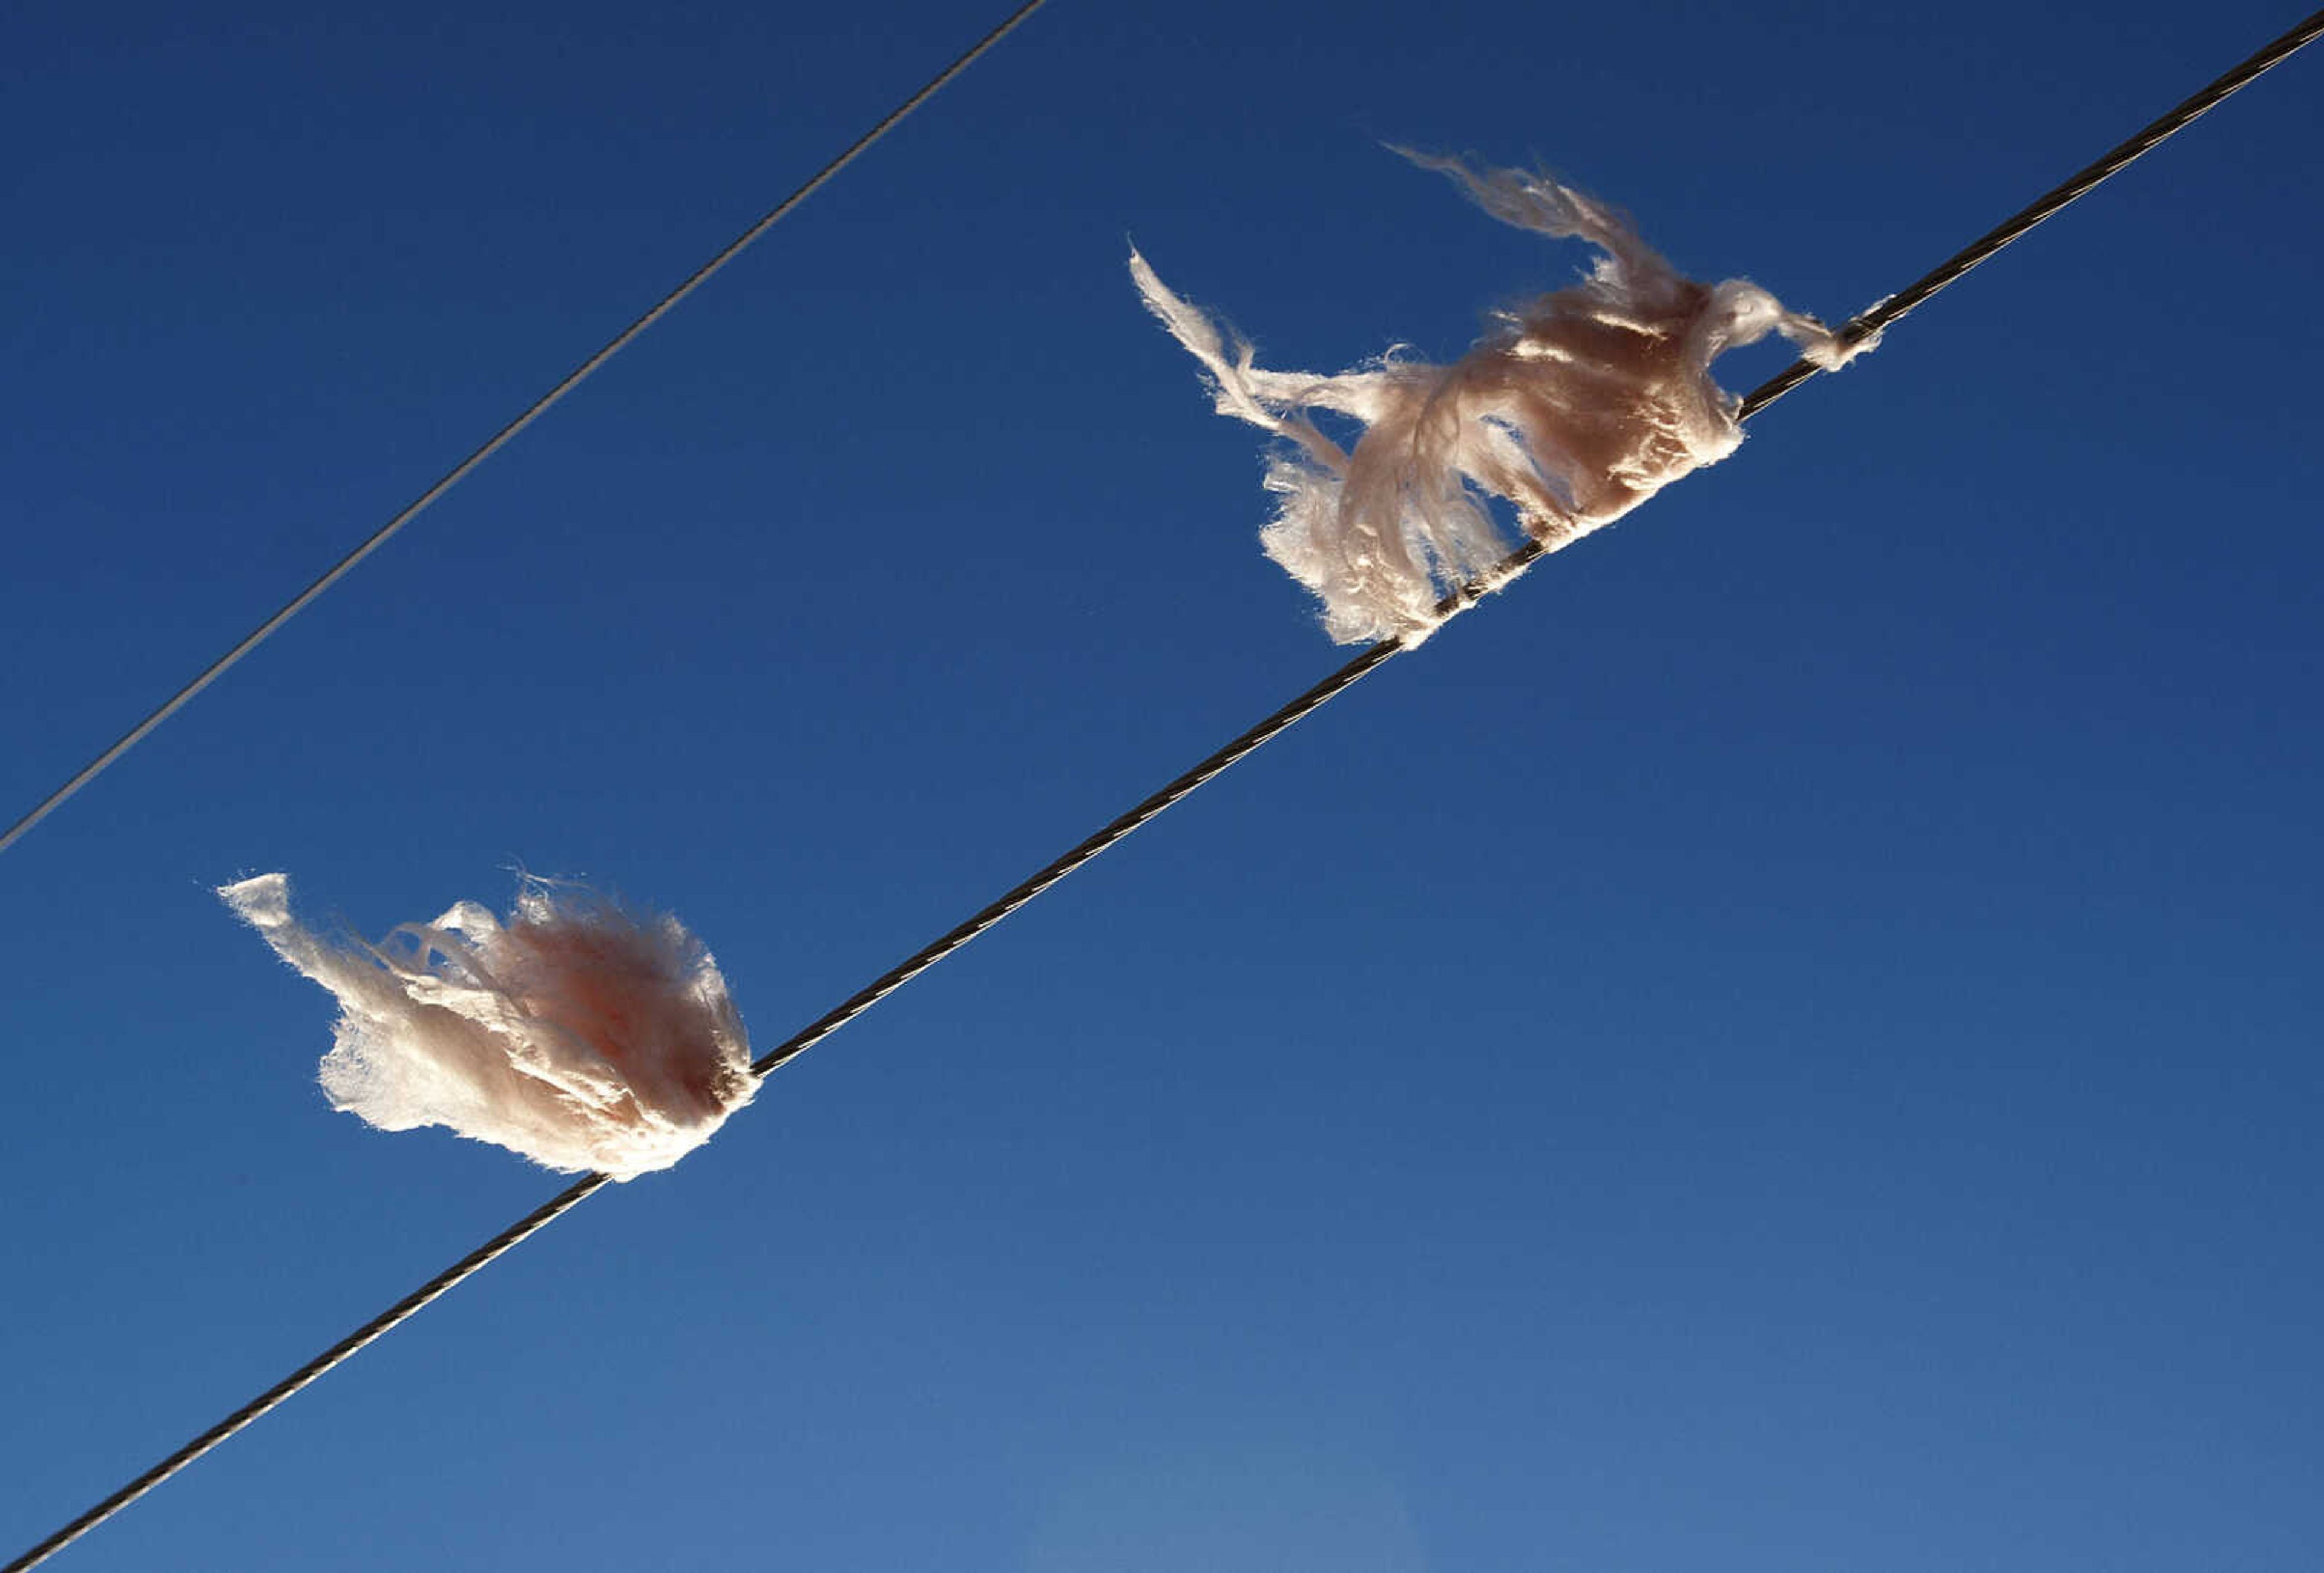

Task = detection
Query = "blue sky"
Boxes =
[4,1,2319,1569]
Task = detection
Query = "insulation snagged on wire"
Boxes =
[221,873,755,1181]
[1133,149,1876,645]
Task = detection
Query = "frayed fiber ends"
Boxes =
[222,873,756,1181]
[1134,150,1873,645]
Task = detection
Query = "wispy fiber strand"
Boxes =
[1135,149,1874,645]
[222,874,760,1181]
[10,8,2320,1570]
[0,0,1051,863]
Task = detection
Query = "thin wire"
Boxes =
[11,10,2320,1570]
[0,0,1052,862]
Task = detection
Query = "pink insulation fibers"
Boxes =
[1132,149,1874,645]
[222,872,756,1181]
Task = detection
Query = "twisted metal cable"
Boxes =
[4,637,1399,1573]
[1,1178,609,1573]
[11,8,2320,1569]
[0,0,1052,861]
[1739,5,2324,419]
[750,639,1403,1078]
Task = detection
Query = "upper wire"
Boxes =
[10,7,2320,1570]
[0,0,1051,861]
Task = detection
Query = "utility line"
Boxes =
[0,0,1051,861]
[1739,4,2324,420]
[9,8,2319,1570]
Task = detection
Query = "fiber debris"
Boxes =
[222,873,755,1180]
[1134,150,1873,644]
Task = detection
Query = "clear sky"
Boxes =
[4,1,2319,1569]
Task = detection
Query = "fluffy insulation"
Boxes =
[1132,150,1875,645]
[221,873,756,1181]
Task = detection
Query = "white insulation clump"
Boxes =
[1133,149,1875,645]
[221,873,756,1181]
